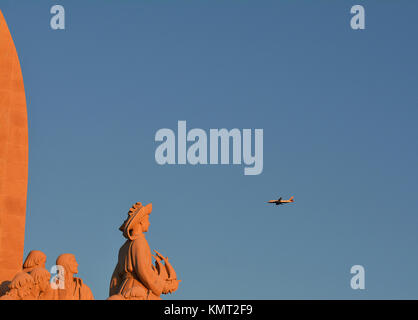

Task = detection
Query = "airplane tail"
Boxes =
[289,196,294,202]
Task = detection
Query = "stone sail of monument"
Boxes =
[0,10,29,286]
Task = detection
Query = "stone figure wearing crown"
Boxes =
[108,202,180,300]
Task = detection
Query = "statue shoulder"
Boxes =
[74,277,94,300]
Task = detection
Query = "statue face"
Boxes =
[68,256,79,274]
[141,216,150,232]
[39,278,50,292]
[18,284,32,298]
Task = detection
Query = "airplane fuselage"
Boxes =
[267,196,294,206]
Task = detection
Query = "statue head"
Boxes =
[56,253,79,276]
[30,267,51,294]
[8,272,35,299]
[119,202,152,240]
[22,250,46,272]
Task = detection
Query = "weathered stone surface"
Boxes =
[0,10,28,286]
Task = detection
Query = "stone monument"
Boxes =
[0,9,29,289]
[0,10,180,300]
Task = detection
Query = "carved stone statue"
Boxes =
[0,11,97,301]
[0,250,47,297]
[0,272,35,300]
[108,202,180,300]
[30,267,53,300]
[52,253,94,300]
[0,251,94,300]
[22,250,47,273]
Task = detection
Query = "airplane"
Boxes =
[267,196,294,206]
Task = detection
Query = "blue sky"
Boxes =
[1,0,417,299]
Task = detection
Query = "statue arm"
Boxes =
[131,239,164,297]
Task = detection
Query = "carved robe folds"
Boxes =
[110,233,164,300]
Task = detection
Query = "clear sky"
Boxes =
[1,0,417,299]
